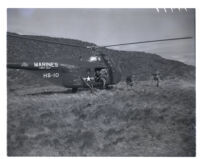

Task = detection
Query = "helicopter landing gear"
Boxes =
[106,85,113,90]
[72,88,78,93]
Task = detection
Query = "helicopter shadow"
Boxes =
[24,89,84,96]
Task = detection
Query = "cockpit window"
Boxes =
[88,56,101,62]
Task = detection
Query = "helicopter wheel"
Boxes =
[72,88,78,93]
[106,85,113,90]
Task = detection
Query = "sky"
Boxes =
[7,8,195,65]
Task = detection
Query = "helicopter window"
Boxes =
[89,56,101,62]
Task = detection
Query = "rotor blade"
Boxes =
[7,33,88,49]
[97,37,193,48]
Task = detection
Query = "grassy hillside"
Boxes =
[7,80,195,156]
[7,32,195,86]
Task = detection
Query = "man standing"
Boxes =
[152,71,160,87]
[99,68,108,89]
[126,75,134,88]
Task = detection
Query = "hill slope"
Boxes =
[7,81,195,156]
[7,32,195,87]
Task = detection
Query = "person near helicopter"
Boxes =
[95,68,108,89]
[95,70,101,81]
[152,71,160,87]
[126,75,135,88]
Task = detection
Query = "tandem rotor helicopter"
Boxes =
[7,33,192,92]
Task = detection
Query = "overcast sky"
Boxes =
[7,8,195,65]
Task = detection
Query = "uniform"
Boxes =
[152,72,160,87]
[126,75,134,87]
[99,69,108,89]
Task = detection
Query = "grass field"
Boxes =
[7,79,195,156]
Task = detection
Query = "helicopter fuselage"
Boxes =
[7,54,122,90]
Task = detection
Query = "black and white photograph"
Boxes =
[7,8,195,156]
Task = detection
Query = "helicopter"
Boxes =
[7,33,192,93]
